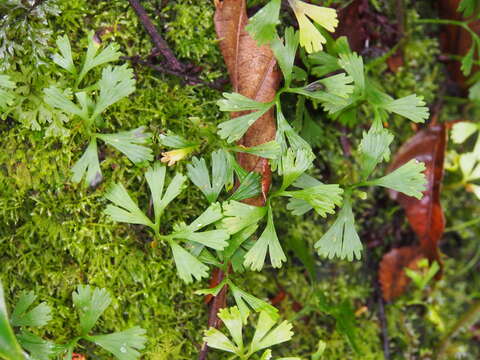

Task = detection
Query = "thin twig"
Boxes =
[122,0,227,90]
[122,56,227,90]
[127,0,185,72]
[377,289,391,360]
[198,272,228,360]
[144,62,226,89]
[364,244,391,360]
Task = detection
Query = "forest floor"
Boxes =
[1,0,480,359]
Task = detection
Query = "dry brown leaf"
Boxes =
[200,1,282,347]
[388,123,446,263]
[214,0,280,205]
[379,123,447,301]
[379,246,423,302]
[72,354,86,360]
[335,0,401,57]
[386,51,404,73]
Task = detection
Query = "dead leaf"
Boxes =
[270,289,287,306]
[379,123,447,301]
[72,354,86,360]
[200,2,281,348]
[386,51,404,73]
[388,122,446,263]
[379,245,423,301]
[214,0,280,206]
[204,267,224,305]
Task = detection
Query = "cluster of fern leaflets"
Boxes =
[203,306,298,359]
[0,1,436,358]
[0,282,146,360]
[100,6,431,358]
[215,3,429,262]
[44,33,153,186]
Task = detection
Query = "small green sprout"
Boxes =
[203,306,299,360]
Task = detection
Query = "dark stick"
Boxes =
[144,62,226,90]
[396,0,405,36]
[127,0,185,72]
[122,56,227,90]
[364,243,391,360]
[377,291,391,360]
[198,272,228,360]
[125,1,227,89]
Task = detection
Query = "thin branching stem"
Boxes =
[444,217,480,233]
[416,18,480,48]
[436,300,480,359]
[127,0,185,72]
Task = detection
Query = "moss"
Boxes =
[2,0,480,359]
[378,10,442,106]
[1,1,225,357]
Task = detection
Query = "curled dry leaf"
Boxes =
[214,0,280,206]
[379,246,423,302]
[379,123,446,301]
[388,123,446,263]
[199,1,281,352]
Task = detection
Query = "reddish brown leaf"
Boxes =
[72,354,86,360]
[203,0,280,308]
[270,290,287,306]
[386,51,404,73]
[199,4,281,358]
[214,0,280,206]
[388,123,446,263]
[379,246,423,302]
[379,123,447,301]
[204,267,225,305]
[292,301,303,313]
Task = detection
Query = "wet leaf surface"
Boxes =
[380,123,447,301]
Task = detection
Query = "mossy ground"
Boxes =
[1,0,480,359]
